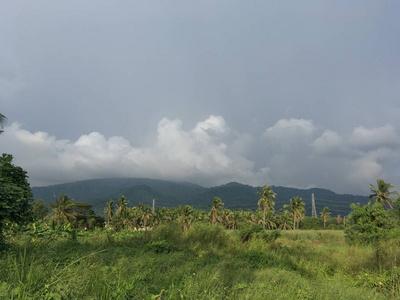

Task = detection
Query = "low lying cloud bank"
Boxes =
[2,116,399,195]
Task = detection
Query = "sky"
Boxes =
[1,1,400,195]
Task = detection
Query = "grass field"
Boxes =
[0,224,398,299]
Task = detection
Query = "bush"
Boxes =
[239,224,264,242]
[300,217,322,230]
[144,240,178,253]
[255,230,281,242]
[239,224,280,243]
[345,203,395,245]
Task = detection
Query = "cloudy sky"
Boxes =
[1,1,400,195]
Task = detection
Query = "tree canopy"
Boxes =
[0,154,33,230]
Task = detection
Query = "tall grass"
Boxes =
[0,225,397,299]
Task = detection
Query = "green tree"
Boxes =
[154,207,172,225]
[209,197,224,225]
[345,203,395,245]
[32,199,48,220]
[257,185,276,229]
[0,154,33,232]
[115,196,128,219]
[320,206,331,229]
[369,179,397,209]
[175,205,194,230]
[46,194,76,226]
[104,200,114,227]
[284,196,305,230]
[137,203,153,229]
[113,196,129,229]
[277,209,293,230]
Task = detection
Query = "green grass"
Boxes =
[0,224,397,299]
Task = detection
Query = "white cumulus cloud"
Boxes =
[2,116,400,195]
[1,116,256,187]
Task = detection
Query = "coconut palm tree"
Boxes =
[137,203,153,229]
[115,196,128,218]
[175,205,194,230]
[278,209,293,230]
[284,196,305,230]
[257,185,276,229]
[320,206,331,229]
[209,197,224,225]
[47,194,76,226]
[154,207,172,225]
[104,200,114,227]
[113,196,129,229]
[369,179,398,209]
[0,113,7,134]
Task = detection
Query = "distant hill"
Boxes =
[32,178,369,217]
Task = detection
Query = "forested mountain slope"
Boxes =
[32,178,369,216]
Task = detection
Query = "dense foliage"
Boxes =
[0,154,33,242]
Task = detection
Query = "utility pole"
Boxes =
[311,193,317,218]
[152,199,155,214]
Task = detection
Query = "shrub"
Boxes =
[239,224,264,242]
[255,229,281,242]
[300,217,322,230]
[345,203,395,245]
[184,223,228,251]
[239,224,280,243]
[144,240,178,253]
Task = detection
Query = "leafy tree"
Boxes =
[345,203,395,245]
[369,179,397,209]
[0,154,33,232]
[32,199,48,220]
[46,194,98,228]
[284,196,305,230]
[320,206,331,229]
[300,216,322,230]
[257,185,276,229]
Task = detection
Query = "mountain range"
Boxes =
[31,178,369,217]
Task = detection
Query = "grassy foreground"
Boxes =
[0,224,398,299]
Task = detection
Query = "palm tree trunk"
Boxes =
[263,207,266,229]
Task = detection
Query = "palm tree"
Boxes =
[175,205,194,230]
[284,196,305,230]
[104,200,114,227]
[47,194,76,226]
[137,203,153,229]
[336,214,342,225]
[257,185,276,229]
[369,179,398,209]
[0,113,7,134]
[113,196,129,229]
[115,196,128,218]
[154,207,172,225]
[278,209,293,230]
[210,197,224,225]
[320,206,331,229]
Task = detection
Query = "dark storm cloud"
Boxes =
[1,1,400,194]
